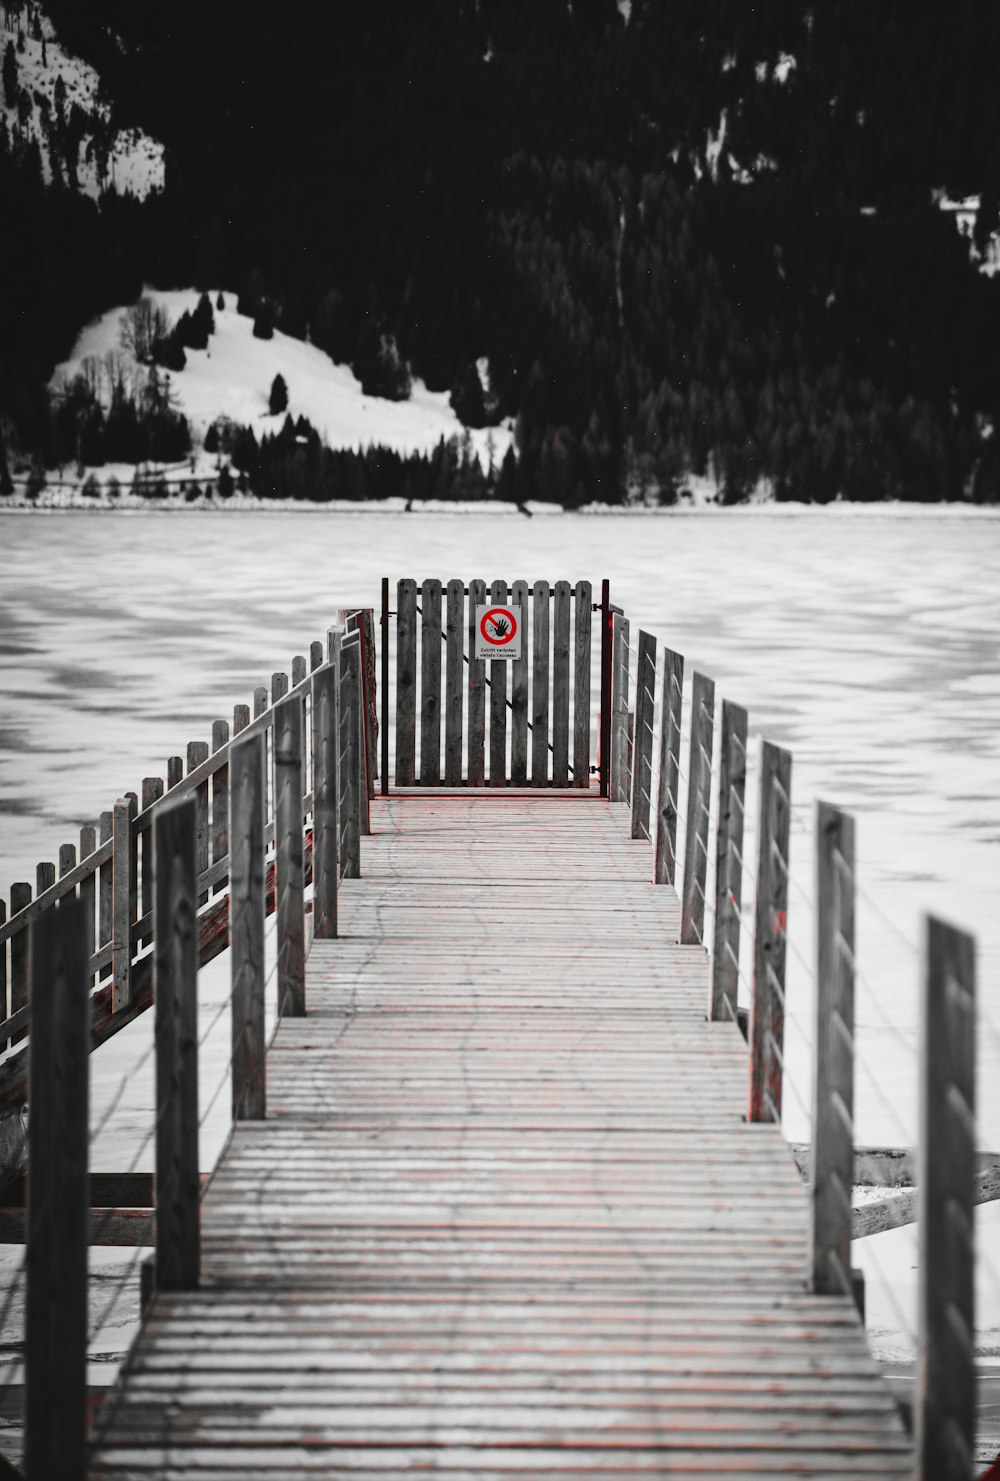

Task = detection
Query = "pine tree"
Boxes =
[269,374,289,414]
[2,42,18,109]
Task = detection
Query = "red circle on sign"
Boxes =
[480,607,518,646]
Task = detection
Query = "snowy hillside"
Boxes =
[47,288,514,480]
[1,4,163,197]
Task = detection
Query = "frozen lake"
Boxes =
[2,503,1000,1376]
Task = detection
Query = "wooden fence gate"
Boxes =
[382,578,612,792]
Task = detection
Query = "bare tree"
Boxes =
[119,297,170,365]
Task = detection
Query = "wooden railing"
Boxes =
[608,613,989,1481]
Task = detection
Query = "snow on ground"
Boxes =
[48,288,514,473]
[0,6,164,197]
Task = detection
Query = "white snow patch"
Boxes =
[48,288,514,472]
[0,5,164,198]
[934,190,1000,277]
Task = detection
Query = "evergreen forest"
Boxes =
[2,0,1000,505]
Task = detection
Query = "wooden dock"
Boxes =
[88,792,913,1478]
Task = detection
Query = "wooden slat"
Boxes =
[420,578,443,786]
[552,580,571,786]
[629,629,656,840]
[275,693,306,1018]
[748,741,792,1124]
[610,613,630,802]
[395,579,417,787]
[444,579,465,786]
[489,577,508,786]
[311,662,339,941]
[573,579,592,789]
[9,880,30,1044]
[112,796,133,1010]
[510,578,530,785]
[467,578,487,787]
[212,720,230,892]
[531,580,550,785]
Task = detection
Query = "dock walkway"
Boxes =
[89,792,913,1478]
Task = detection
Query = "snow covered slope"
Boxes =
[50,288,514,468]
[1,5,163,197]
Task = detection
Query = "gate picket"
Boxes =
[552,581,572,786]
[489,578,508,786]
[574,580,592,789]
[467,578,487,786]
[532,581,551,785]
[511,579,530,784]
[395,579,417,786]
[420,578,442,786]
[444,580,465,785]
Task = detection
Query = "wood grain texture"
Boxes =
[916,913,977,1481]
[444,579,465,786]
[710,700,748,1021]
[395,579,417,786]
[747,741,792,1125]
[810,802,855,1298]
[90,794,911,1480]
[629,629,656,840]
[26,896,88,1481]
[531,580,550,785]
[311,663,339,941]
[154,792,201,1292]
[610,614,630,803]
[112,796,133,1010]
[573,580,592,789]
[467,579,487,787]
[274,693,306,1019]
[489,577,508,786]
[551,581,571,787]
[510,579,530,786]
[420,579,443,786]
[230,732,266,1121]
[680,671,715,947]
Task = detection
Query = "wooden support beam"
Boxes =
[230,731,266,1121]
[710,700,748,1022]
[747,740,792,1123]
[629,630,657,841]
[810,801,856,1298]
[274,692,306,1018]
[25,896,88,1481]
[681,672,715,947]
[154,792,200,1293]
[917,914,976,1481]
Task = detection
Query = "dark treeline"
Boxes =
[3,0,1000,503]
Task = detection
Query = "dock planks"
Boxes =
[89,794,913,1478]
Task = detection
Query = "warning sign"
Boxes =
[475,604,523,661]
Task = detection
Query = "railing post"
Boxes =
[10,881,30,1043]
[630,630,657,840]
[810,801,855,1297]
[154,792,200,1293]
[79,825,96,983]
[680,672,715,947]
[609,613,630,802]
[599,579,611,799]
[353,608,378,800]
[917,914,976,1481]
[212,720,230,893]
[25,896,88,1481]
[140,778,164,945]
[275,691,306,1017]
[710,700,748,1021]
[112,796,133,1010]
[230,731,266,1121]
[380,577,390,796]
[395,578,417,786]
[339,635,362,879]
[312,658,339,939]
[747,740,792,1123]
